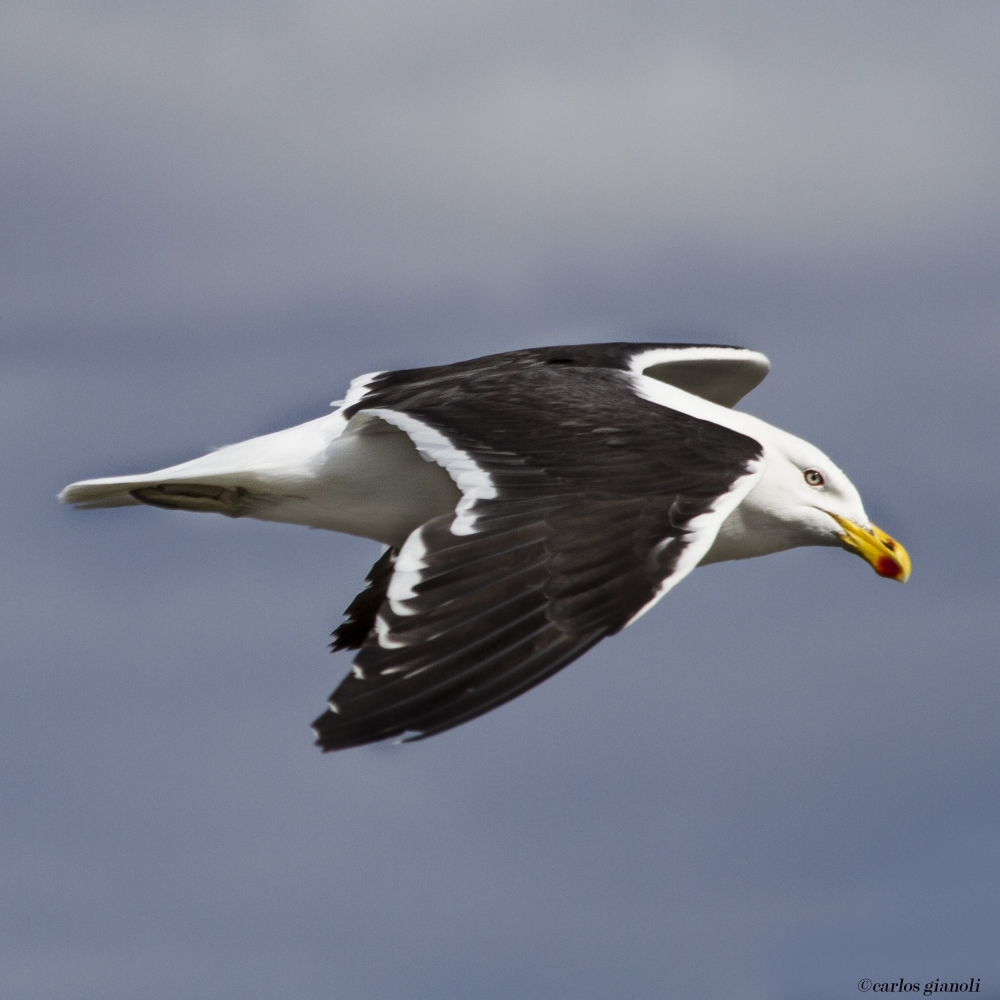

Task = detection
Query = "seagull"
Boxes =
[60,342,910,750]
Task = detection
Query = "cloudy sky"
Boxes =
[4,2,999,997]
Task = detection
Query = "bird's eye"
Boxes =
[804,469,825,487]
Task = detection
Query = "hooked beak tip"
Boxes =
[828,513,911,583]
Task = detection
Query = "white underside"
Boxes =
[60,372,463,547]
[60,412,461,546]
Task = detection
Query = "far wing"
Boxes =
[629,345,770,407]
[312,364,763,750]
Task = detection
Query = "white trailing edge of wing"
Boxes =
[363,408,498,536]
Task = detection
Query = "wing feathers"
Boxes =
[314,351,765,750]
[330,547,399,651]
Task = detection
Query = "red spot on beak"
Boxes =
[875,555,901,579]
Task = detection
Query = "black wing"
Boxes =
[313,358,763,750]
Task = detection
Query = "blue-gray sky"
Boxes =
[3,3,999,998]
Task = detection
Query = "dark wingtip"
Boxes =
[311,707,411,752]
[329,619,373,652]
[311,710,348,752]
[329,547,399,652]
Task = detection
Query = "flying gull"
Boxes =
[60,342,910,750]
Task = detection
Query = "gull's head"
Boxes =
[747,424,911,582]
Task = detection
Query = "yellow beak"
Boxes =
[827,513,912,583]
